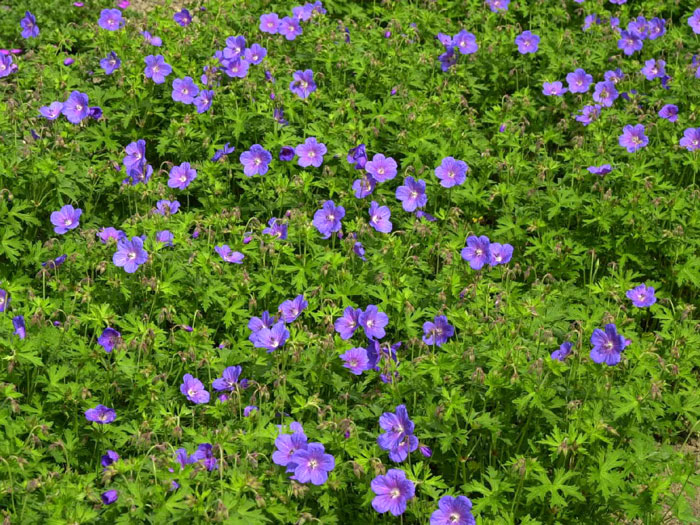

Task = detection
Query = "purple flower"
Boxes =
[453,30,478,54]
[88,106,102,120]
[168,162,197,190]
[352,175,376,199]
[244,405,258,416]
[689,9,700,34]
[279,17,302,40]
[113,236,148,273]
[340,347,370,375]
[211,143,234,162]
[583,14,600,31]
[592,81,618,107]
[422,315,454,346]
[190,443,218,470]
[194,90,214,113]
[486,0,509,11]
[222,58,249,78]
[100,51,121,75]
[101,490,118,505]
[514,30,539,54]
[240,144,272,176]
[156,230,173,246]
[215,245,244,264]
[278,146,295,162]
[587,164,613,176]
[626,283,656,308]
[172,77,199,104]
[173,8,192,27]
[366,154,398,183]
[435,157,468,187]
[438,46,457,72]
[354,241,366,261]
[244,44,267,65]
[85,404,116,424]
[98,227,126,243]
[679,128,700,151]
[42,254,67,270]
[368,201,392,233]
[98,327,120,353]
[141,30,162,46]
[260,13,280,34]
[180,374,210,404]
[551,341,573,361]
[144,55,172,84]
[641,59,666,81]
[347,143,368,169]
[618,124,648,153]
[566,68,593,94]
[272,426,307,467]
[574,104,602,126]
[313,200,345,239]
[253,321,290,352]
[604,68,624,84]
[63,57,75,66]
[101,450,120,468]
[279,295,308,323]
[62,91,90,124]
[542,81,567,96]
[461,235,490,270]
[289,69,316,99]
[489,243,513,265]
[296,137,327,168]
[98,9,125,31]
[39,102,64,120]
[648,17,666,39]
[21,11,39,39]
[225,35,246,59]
[12,316,26,339]
[359,305,389,340]
[618,31,643,56]
[0,289,9,312]
[123,140,146,172]
[289,443,335,485]
[0,55,17,78]
[212,366,248,391]
[371,469,415,516]
[292,4,314,21]
[335,307,362,340]
[50,204,82,234]
[395,177,427,212]
[430,496,475,525]
[248,311,277,336]
[156,199,180,216]
[658,104,678,122]
[263,217,288,239]
[590,323,629,366]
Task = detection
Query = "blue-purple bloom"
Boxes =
[101,450,120,468]
[260,13,280,34]
[279,295,308,323]
[113,236,148,273]
[252,321,290,352]
[359,305,389,340]
[194,90,214,113]
[168,162,197,190]
[542,81,567,96]
[279,17,302,40]
[211,143,235,162]
[85,404,116,424]
[98,327,121,353]
[514,30,539,54]
[618,30,642,55]
[658,104,678,122]
[215,245,244,264]
[100,52,121,75]
[156,199,180,216]
[371,469,415,516]
[144,55,172,84]
[296,137,327,168]
[368,201,392,233]
[461,235,490,270]
[618,124,648,153]
[366,154,397,182]
[335,307,362,340]
[566,68,593,93]
[679,128,700,151]
[212,366,248,391]
[50,205,82,234]
[272,423,308,467]
[395,177,427,212]
[378,405,418,462]
[39,102,64,120]
[551,341,573,361]
[592,81,618,107]
[453,30,478,54]
[156,230,173,246]
[340,347,370,375]
[435,157,468,187]
[98,9,125,31]
[12,315,26,340]
[240,144,272,176]
[590,324,630,366]
[172,77,199,104]
[21,11,39,39]
[574,104,602,126]
[180,374,210,404]
[101,490,118,505]
[626,284,656,308]
[352,175,376,199]
[0,289,9,312]
[290,69,316,99]
[430,496,475,525]
[173,8,192,27]
[289,443,335,485]
[587,164,613,176]
[190,443,218,470]
[98,227,126,244]
[313,200,345,239]
[641,59,666,81]
[263,217,288,239]
[62,91,90,124]
[347,143,367,169]
[422,315,454,347]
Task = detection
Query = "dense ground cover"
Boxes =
[1,0,699,523]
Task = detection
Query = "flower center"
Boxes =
[378,168,385,175]
[76,104,83,111]
[308,459,318,470]
[128,251,137,260]
[308,151,315,157]
[604,341,613,351]
[449,513,461,523]
[187,388,196,397]
[65,219,72,226]
[390,488,401,499]
[153,65,160,72]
